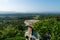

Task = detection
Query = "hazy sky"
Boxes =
[0,0,60,12]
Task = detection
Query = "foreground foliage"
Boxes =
[0,15,60,40]
[33,18,60,40]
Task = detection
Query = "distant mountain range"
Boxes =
[0,11,60,16]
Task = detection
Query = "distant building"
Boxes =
[24,20,39,26]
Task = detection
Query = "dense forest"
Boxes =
[0,13,60,40]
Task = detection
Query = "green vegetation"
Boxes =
[0,14,60,40]
[33,18,60,40]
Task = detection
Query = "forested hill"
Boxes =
[0,12,60,40]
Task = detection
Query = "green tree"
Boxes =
[33,18,60,40]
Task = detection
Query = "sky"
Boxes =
[0,0,60,13]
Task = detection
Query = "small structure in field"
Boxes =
[24,20,39,26]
